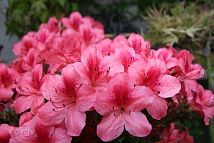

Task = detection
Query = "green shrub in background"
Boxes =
[4,0,144,37]
[144,3,214,50]
[5,0,79,37]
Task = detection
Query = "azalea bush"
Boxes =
[0,12,214,143]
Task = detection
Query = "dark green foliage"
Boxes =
[0,105,19,126]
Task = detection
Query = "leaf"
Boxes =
[185,27,201,38]
[31,1,46,14]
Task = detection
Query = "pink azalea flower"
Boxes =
[61,11,82,31]
[12,64,44,113]
[61,11,104,44]
[41,29,84,72]
[195,85,214,125]
[0,63,17,101]
[94,73,153,141]
[39,17,60,33]
[156,123,193,143]
[128,33,151,60]
[10,116,71,143]
[13,32,36,56]
[128,59,181,119]
[38,64,96,136]
[155,47,178,69]
[97,38,113,56]
[73,46,123,88]
[175,50,204,80]
[114,45,136,72]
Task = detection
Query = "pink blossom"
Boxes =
[128,59,181,119]
[12,64,44,113]
[94,73,152,141]
[128,33,151,60]
[155,47,178,69]
[156,123,193,143]
[61,12,82,31]
[192,84,214,125]
[38,64,96,136]
[73,46,123,88]
[175,50,204,80]
[0,63,17,101]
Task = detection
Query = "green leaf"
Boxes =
[185,27,201,38]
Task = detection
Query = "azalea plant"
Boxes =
[0,12,214,143]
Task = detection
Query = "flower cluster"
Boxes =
[0,12,214,143]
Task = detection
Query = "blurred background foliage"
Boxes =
[1,0,214,142]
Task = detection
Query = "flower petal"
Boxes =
[65,105,86,136]
[51,128,72,143]
[146,95,168,120]
[125,112,152,137]
[97,113,124,142]
[0,88,13,101]
[76,84,96,112]
[157,75,181,98]
[41,75,67,102]
[94,89,114,116]
[12,95,44,114]
[37,102,67,125]
[61,64,81,89]
[128,61,146,85]
[128,86,153,111]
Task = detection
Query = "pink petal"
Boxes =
[146,95,168,120]
[156,75,181,98]
[97,113,124,142]
[51,128,72,143]
[76,84,96,112]
[65,105,86,136]
[32,64,43,88]
[72,62,90,83]
[101,55,124,76]
[61,64,81,89]
[203,106,214,125]
[94,89,114,116]
[184,80,198,101]
[128,86,153,111]
[17,76,39,96]
[81,47,103,70]
[0,88,13,101]
[19,112,34,126]
[124,112,152,137]
[186,64,204,79]
[41,75,66,102]
[115,46,135,72]
[128,61,146,85]
[37,102,67,125]
[146,59,167,75]
[12,95,44,114]
[128,33,150,54]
